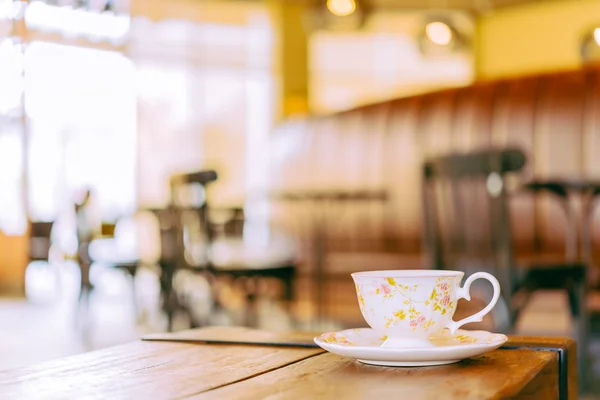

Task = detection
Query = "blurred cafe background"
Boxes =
[2,0,600,394]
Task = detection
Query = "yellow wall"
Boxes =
[0,233,28,295]
[266,1,309,118]
[477,0,600,79]
[131,0,259,24]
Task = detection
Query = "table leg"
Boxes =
[558,190,595,266]
[580,191,598,277]
[574,277,589,393]
[314,226,326,327]
[307,202,333,329]
[559,194,578,262]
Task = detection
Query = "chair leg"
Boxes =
[128,267,141,324]
[283,270,295,304]
[160,264,177,332]
[282,269,296,328]
[76,261,93,327]
[491,295,513,334]
[77,281,91,323]
[567,279,589,393]
[244,277,259,327]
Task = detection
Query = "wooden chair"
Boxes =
[421,147,589,390]
[27,221,57,299]
[28,221,54,264]
[94,221,142,320]
[164,170,297,329]
[146,206,188,331]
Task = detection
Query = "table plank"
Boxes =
[0,327,575,399]
[194,349,558,400]
[142,326,319,347]
[503,336,577,400]
[0,331,323,399]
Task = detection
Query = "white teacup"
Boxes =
[352,270,501,348]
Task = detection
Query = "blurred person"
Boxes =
[74,187,100,293]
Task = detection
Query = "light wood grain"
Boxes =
[193,349,557,400]
[507,335,577,400]
[514,355,559,400]
[0,329,323,400]
[0,327,575,400]
[143,325,319,344]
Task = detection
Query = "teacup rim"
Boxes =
[351,269,465,279]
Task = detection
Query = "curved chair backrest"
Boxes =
[421,147,527,307]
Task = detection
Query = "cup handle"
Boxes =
[445,272,501,335]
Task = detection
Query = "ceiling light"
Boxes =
[326,0,356,17]
[425,21,452,46]
[580,25,600,62]
[418,15,474,57]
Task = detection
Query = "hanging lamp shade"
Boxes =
[304,0,372,32]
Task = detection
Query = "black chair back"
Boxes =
[421,147,526,310]
[169,170,219,268]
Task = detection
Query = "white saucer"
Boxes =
[314,328,507,367]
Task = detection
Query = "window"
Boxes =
[130,13,274,208]
[25,41,136,222]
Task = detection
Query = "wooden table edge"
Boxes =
[189,335,575,400]
[502,336,576,400]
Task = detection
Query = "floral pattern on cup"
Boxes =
[352,270,502,349]
[356,276,457,333]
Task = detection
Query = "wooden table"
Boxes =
[0,327,577,399]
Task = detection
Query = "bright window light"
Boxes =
[24,1,130,42]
